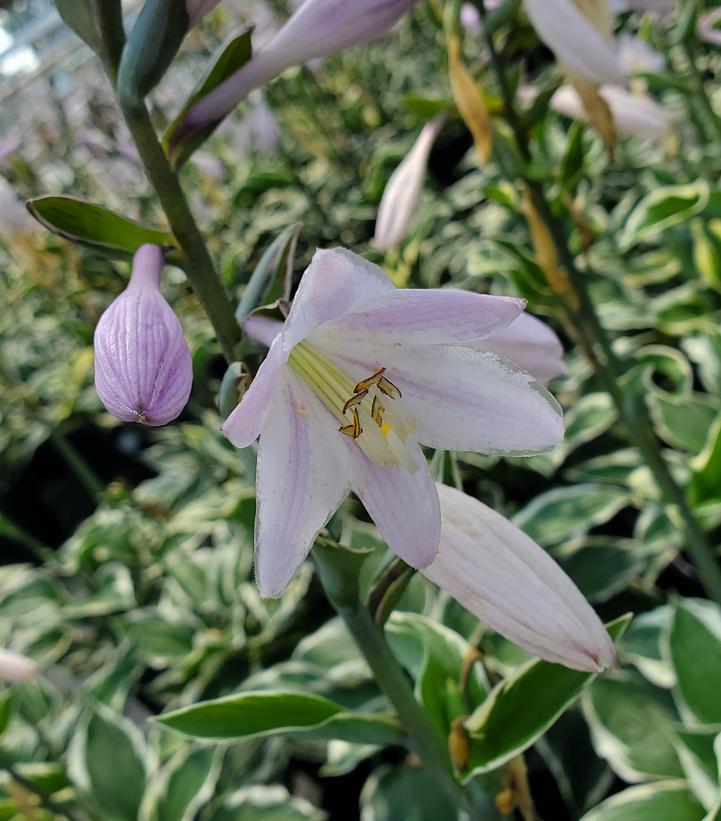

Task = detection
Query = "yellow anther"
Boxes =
[342,389,368,415]
[354,368,386,395]
[378,376,402,400]
[371,396,385,426]
[339,408,362,439]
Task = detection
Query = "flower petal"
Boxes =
[255,373,351,597]
[321,338,564,455]
[282,248,396,351]
[524,0,624,85]
[423,484,616,671]
[474,313,568,385]
[324,289,526,346]
[349,444,440,569]
[221,334,284,447]
[243,314,283,348]
[0,649,37,683]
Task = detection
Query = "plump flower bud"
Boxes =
[374,113,446,250]
[94,244,192,426]
[184,0,418,132]
[0,649,37,683]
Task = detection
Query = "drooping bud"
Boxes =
[182,0,419,135]
[422,483,616,672]
[94,244,192,426]
[0,649,37,684]
[374,113,446,250]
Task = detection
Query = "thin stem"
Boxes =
[480,7,721,604]
[94,1,241,363]
[0,513,54,563]
[4,765,82,821]
[683,43,721,145]
[50,430,104,499]
[94,0,124,80]
[338,604,469,809]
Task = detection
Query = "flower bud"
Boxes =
[0,649,37,683]
[374,113,446,250]
[184,0,418,132]
[94,244,192,426]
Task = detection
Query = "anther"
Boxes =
[339,408,362,439]
[378,376,402,400]
[342,389,368,415]
[354,368,386,395]
[371,396,385,426]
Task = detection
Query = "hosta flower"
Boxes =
[617,33,665,74]
[94,244,193,426]
[0,649,37,683]
[374,113,446,250]
[223,248,564,597]
[424,484,615,672]
[552,84,671,138]
[182,0,418,134]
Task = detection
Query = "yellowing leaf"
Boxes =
[447,35,493,163]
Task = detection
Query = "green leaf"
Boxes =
[673,727,721,811]
[164,30,253,169]
[208,784,325,821]
[619,181,709,251]
[554,538,645,604]
[462,615,631,779]
[27,196,176,259]
[155,690,403,746]
[360,763,462,821]
[667,600,721,724]
[619,605,675,688]
[69,706,148,821]
[54,0,102,53]
[403,95,451,119]
[650,393,720,455]
[583,672,684,781]
[580,781,705,821]
[152,746,222,821]
[690,415,721,506]
[512,484,631,547]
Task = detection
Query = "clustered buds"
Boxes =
[94,244,193,427]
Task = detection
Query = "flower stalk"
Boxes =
[476,0,721,605]
[93,0,241,364]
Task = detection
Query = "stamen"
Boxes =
[343,389,369,415]
[339,408,362,439]
[354,368,386,395]
[371,396,385,426]
[378,376,402,400]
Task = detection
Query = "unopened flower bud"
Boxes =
[0,649,37,683]
[94,244,192,426]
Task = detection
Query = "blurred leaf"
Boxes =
[164,30,253,169]
[360,763,462,821]
[554,538,645,604]
[619,606,675,689]
[512,484,631,547]
[667,599,721,724]
[54,0,102,53]
[673,726,720,811]
[462,615,631,779]
[580,781,705,821]
[690,415,721,506]
[26,196,176,259]
[151,746,223,821]
[619,182,709,251]
[207,784,325,821]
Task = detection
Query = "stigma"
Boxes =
[287,342,418,473]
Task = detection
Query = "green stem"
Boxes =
[50,430,104,499]
[481,6,721,605]
[94,1,241,363]
[338,604,468,809]
[0,513,54,563]
[684,43,721,145]
[4,765,83,821]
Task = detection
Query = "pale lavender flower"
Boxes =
[423,484,616,672]
[617,33,665,74]
[94,245,192,426]
[222,248,564,598]
[698,8,721,47]
[552,84,672,138]
[183,0,419,132]
[0,649,37,683]
[374,113,446,250]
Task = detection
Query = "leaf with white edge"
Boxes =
[554,538,645,604]
[151,746,223,821]
[690,415,721,507]
[619,606,675,689]
[512,484,631,547]
[667,599,721,725]
[360,763,461,821]
[462,615,631,780]
[155,690,404,746]
[673,727,721,812]
[209,784,325,821]
[582,672,684,782]
[619,181,710,251]
[580,781,705,821]
[164,30,253,169]
[68,705,149,821]
[27,196,177,259]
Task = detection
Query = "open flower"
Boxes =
[223,248,564,597]
[94,244,193,426]
[374,113,446,250]
[424,484,615,672]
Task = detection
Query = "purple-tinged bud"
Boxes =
[0,649,37,683]
[94,244,192,426]
[186,0,222,27]
[185,0,419,131]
